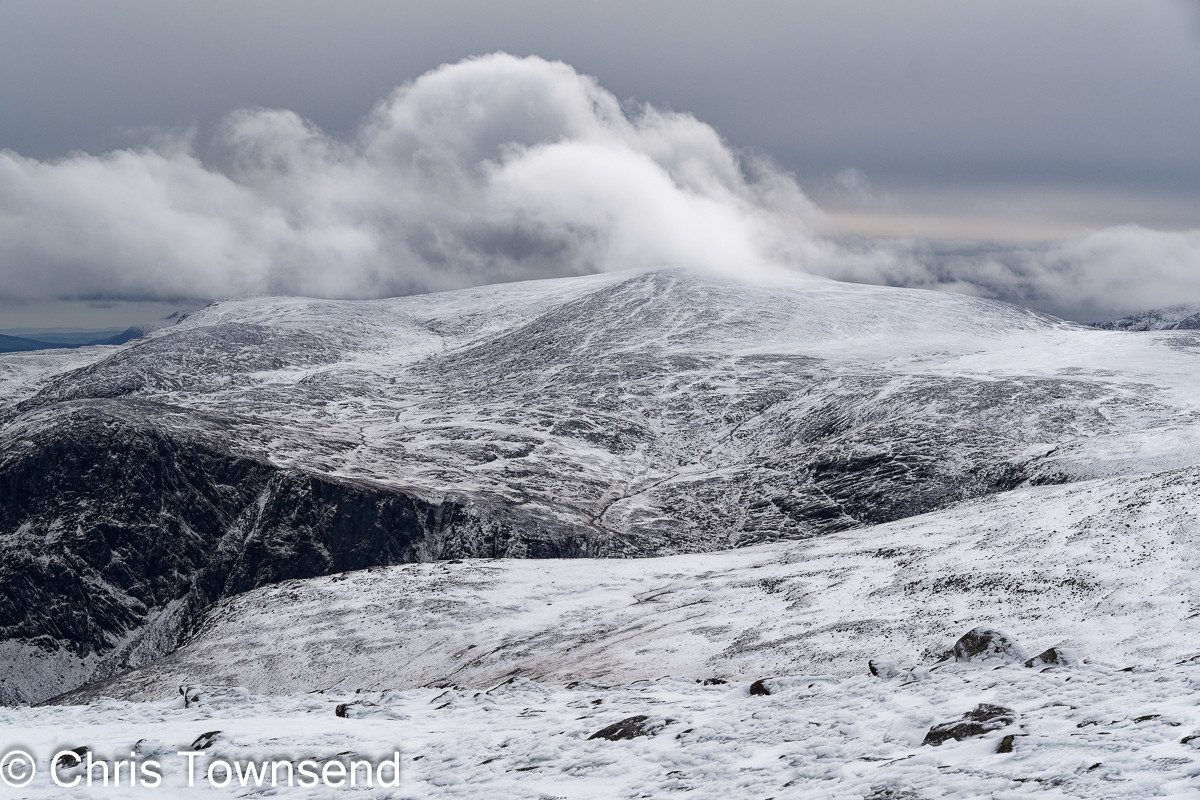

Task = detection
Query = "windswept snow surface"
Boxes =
[8,665,1200,799]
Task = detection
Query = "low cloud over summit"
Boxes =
[0,53,1198,321]
[0,54,820,303]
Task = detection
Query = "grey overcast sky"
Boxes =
[1,0,1199,325]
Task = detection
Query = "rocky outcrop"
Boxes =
[946,627,1028,665]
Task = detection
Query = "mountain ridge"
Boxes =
[1094,303,1200,331]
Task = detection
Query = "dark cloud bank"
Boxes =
[1,54,1197,321]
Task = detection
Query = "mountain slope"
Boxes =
[53,464,1200,703]
[5,268,1200,703]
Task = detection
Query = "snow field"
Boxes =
[7,662,1200,799]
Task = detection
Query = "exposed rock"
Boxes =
[190,731,221,751]
[748,679,772,696]
[996,733,1016,753]
[54,747,89,768]
[1024,646,1076,668]
[947,627,1028,664]
[864,787,923,800]
[587,715,673,741]
[923,703,1016,746]
[335,700,407,719]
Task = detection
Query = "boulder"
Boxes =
[922,703,1016,746]
[335,701,378,718]
[1024,646,1076,668]
[189,731,221,751]
[588,715,674,741]
[948,628,1028,664]
[53,747,89,768]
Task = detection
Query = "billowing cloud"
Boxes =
[815,230,1200,322]
[0,52,1198,322]
[0,53,819,303]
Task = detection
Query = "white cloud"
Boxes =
[0,54,818,303]
[0,52,1198,321]
[811,228,1200,321]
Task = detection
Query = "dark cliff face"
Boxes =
[0,401,601,704]
[0,407,266,657]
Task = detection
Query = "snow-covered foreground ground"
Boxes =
[12,463,1198,797]
[6,661,1200,799]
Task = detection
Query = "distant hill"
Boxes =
[1094,304,1200,331]
[88,326,149,346]
[0,328,127,345]
[0,324,150,353]
[0,333,58,353]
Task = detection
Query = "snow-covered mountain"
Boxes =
[1094,303,1200,331]
[5,268,1200,708]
